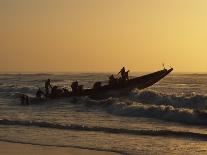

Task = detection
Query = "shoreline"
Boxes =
[0,141,121,155]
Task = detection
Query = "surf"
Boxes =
[0,119,207,141]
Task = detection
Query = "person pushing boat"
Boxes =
[71,81,79,93]
[36,88,45,98]
[45,79,52,97]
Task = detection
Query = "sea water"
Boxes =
[0,72,207,154]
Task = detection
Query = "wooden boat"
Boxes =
[20,68,173,104]
[80,68,173,97]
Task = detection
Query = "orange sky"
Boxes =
[1,0,207,72]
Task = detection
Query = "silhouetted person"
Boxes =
[25,95,29,105]
[118,67,126,78]
[20,94,26,105]
[51,86,58,94]
[63,88,70,96]
[109,74,117,86]
[51,86,61,97]
[124,70,130,80]
[20,94,29,105]
[71,81,79,93]
[45,79,52,97]
[93,82,101,90]
[36,88,44,98]
[118,67,129,81]
[77,85,84,94]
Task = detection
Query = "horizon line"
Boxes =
[0,70,207,74]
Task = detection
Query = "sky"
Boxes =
[1,0,207,72]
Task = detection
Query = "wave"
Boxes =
[129,90,207,109]
[107,100,207,125]
[0,119,207,140]
[2,84,207,126]
[0,86,37,98]
[0,81,68,97]
[70,91,207,126]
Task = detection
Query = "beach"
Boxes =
[0,141,120,155]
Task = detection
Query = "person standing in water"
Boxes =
[36,88,45,98]
[71,81,78,94]
[45,79,52,97]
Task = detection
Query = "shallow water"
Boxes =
[1,72,207,154]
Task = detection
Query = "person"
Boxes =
[45,79,52,97]
[71,81,79,93]
[51,86,58,96]
[77,85,84,94]
[36,88,44,98]
[51,86,64,97]
[118,67,126,78]
[20,94,26,105]
[118,67,129,81]
[109,74,117,86]
[93,82,102,90]
[63,88,70,96]
[124,70,129,80]
[20,94,29,105]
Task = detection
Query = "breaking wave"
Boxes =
[129,90,207,109]
[0,119,207,140]
[107,101,207,125]
[65,90,207,126]
[68,92,207,126]
[2,80,207,126]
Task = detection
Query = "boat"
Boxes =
[80,68,173,97]
[20,68,173,104]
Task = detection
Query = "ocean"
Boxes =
[0,72,207,155]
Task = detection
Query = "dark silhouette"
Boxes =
[23,67,173,103]
[20,94,25,105]
[45,79,52,97]
[36,88,44,98]
[25,95,29,105]
[51,86,64,98]
[77,85,84,94]
[124,70,130,80]
[118,67,129,81]
[63,88,70,96]
[71,81,79,93]
[20,94,29,105]
[93,82,102,90]
[118,67,126,77]
[71,81,84,95]
[109,74,117,86]
[51,86,58,96]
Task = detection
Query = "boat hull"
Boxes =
[74,68,173,97]
[20,68,173,104]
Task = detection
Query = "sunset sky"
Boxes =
[1,0,207,72]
